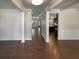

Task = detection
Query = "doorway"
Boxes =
[49,13,58,42]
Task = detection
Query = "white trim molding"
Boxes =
[0,39,21,41]
[46,0,63,11]
[46,11,49,43]
[21,11,25,43]
[25,38,32,40]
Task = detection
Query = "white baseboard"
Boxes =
[0,38,21,41]
[58,39,79,40]
[0,38,32,44]
[0,38,32,40]
[25,37,32,40]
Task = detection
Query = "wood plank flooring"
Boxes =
[49,32,79,59]
[0,28,79,59]
[0,28,50,59]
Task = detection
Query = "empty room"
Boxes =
[0,0,79,59]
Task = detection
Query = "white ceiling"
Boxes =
[0,0,79,17]
[0,0,51,17]
[21,0,79,16]
[21,0,51,17]
[69,3,79,9]
[0,0,18,9]
[53,0,79,10]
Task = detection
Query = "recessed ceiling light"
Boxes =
[32,0,43,6]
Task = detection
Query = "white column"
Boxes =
[46,11,49,43]
[24,9,32,40]
[21,11,25,43]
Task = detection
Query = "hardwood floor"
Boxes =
[0,28,50,59]
[0,28,79,59]
[49,32,79,59]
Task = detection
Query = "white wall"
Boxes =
[24,9,32,40]
[0,9,21,40]
[39,11,49,43]
[58,9,79,40]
